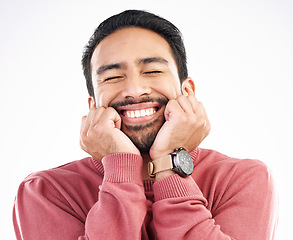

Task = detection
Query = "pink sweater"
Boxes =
[13,148,278,239]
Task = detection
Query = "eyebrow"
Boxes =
[96,62,126,75]
[138,57,169,65]
[96,57,169,76]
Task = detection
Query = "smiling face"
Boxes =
[90,27,185,152]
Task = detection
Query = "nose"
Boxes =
[121,74,151,99]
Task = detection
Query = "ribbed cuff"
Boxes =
[153,174,201,201]
[102,153,143,185]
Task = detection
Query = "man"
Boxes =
[13,10,277,239]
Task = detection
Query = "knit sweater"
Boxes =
[13,148,278,239]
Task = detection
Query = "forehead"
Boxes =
[91,27,176,68]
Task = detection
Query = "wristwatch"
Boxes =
[148,148,193,178]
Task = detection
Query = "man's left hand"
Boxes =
[149,87,210,161]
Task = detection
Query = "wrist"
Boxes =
[148,148,193,179]
[149,150,171,162]
[155,169,175,182]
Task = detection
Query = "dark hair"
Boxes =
[82,10,188,97]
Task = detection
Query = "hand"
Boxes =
[149,87,210,160]
[80,105,140,161]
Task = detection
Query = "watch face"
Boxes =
[175,150,193,176]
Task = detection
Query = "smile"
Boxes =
[116,102,164,124]
[123,108,157,118]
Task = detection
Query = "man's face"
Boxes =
[90,27,183,152]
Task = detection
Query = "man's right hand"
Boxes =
[80,104,140,161]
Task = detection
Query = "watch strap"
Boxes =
[148,155,173,178]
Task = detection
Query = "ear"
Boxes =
[181,77,195,96]
[87,96,96,109]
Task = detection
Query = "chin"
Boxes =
[122,118,164,153]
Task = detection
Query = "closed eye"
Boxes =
[104,76,124,82]
[144,70,162,75]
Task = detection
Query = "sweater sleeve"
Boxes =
[152,159,278,240]
[85,153,147,239]
[13,153,147,240]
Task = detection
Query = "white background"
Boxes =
[1,0,292,239]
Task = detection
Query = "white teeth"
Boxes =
[135,110,140,118]
[124,108,157,118]
[140,109,146,117]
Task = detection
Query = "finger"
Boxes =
[193,102,210,144]
[185,86,202,113]
[199,102,211,133]
[199,102,208,122]
[188,96,200,114]
[90,106,106,128]
[176,95,195,114]
[164,99,183,121]
[185,85,194,96]
[81,105,98,136]
[97,107,122,129]
[80,116,87,136]
[179,85,200,113]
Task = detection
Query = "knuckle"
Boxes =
[196,116,205,127]
[107,106,115,112]
[180,114,188,124]
[168,99,178,106]
[79,139,87,151]
[80,131,87,141]
[87,129,96,139]
[80,137,89,147]
[206,123,211,133]
[92,124,103,135]
[176,95,185,101]
[105,107,116,115]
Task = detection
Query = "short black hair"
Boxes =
[82,10,188,97]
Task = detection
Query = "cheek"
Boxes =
[155,79,181,100]
[95,87,118,107]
